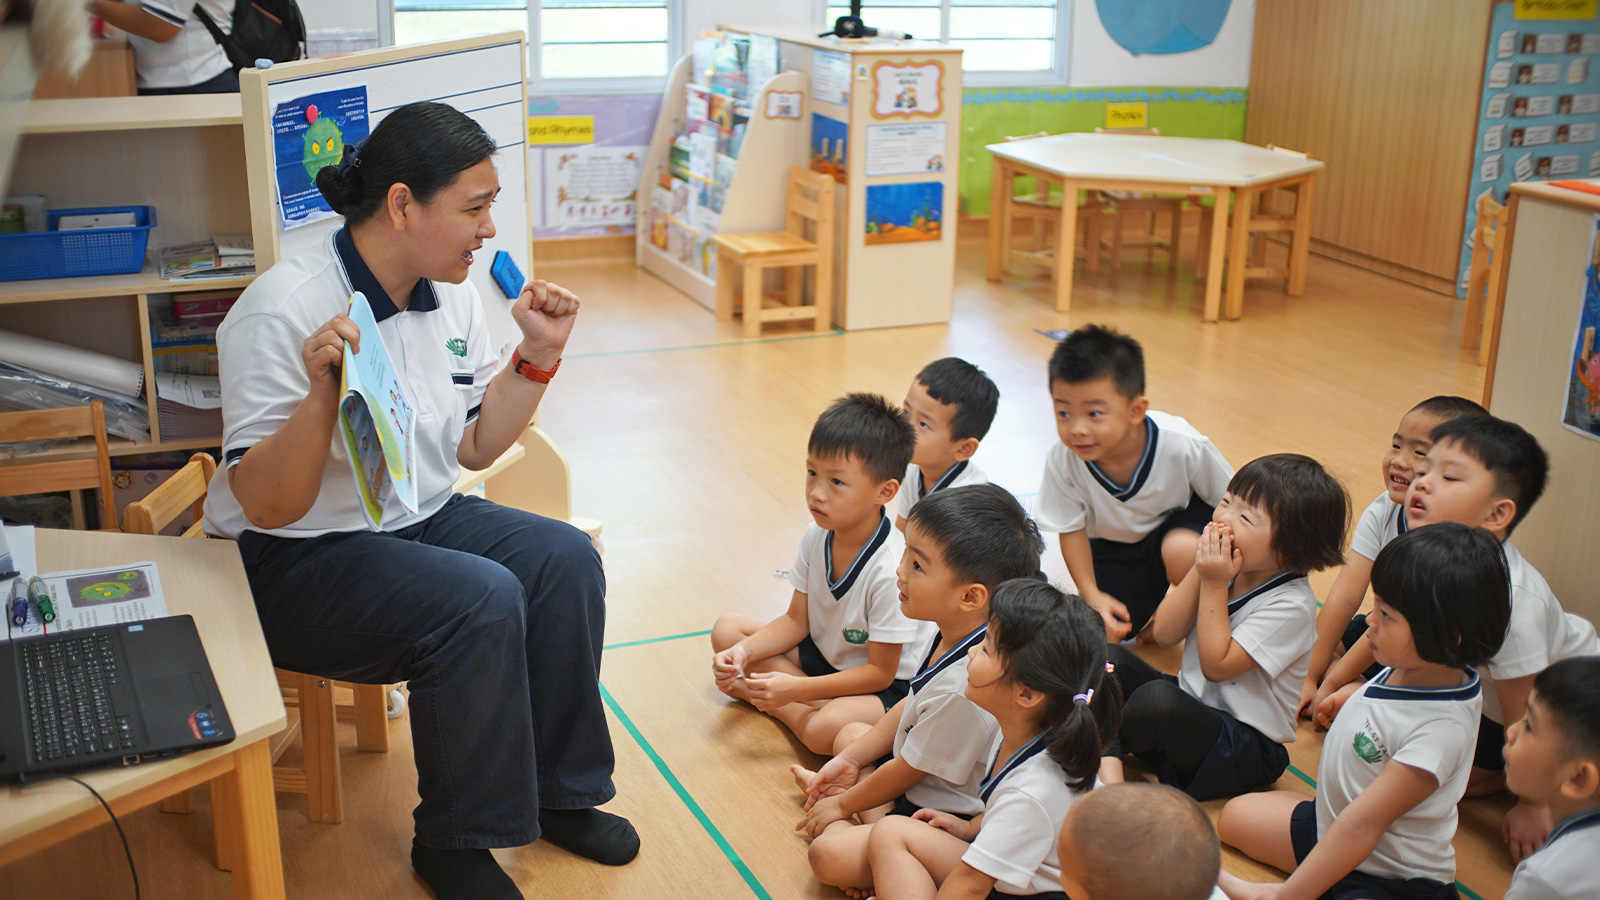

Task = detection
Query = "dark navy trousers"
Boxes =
[238,493,614,850]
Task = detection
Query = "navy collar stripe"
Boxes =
[1397,509,1409,535]
[1086,416,1160,501]
[1363,666,1483,703]
[825,514,892,601]
[911,624,987,694]
[1547,808,1600,846]
[979,732,1049,802]
[333,226,440,322]
[920,460,969,500]
[1227,571,1302,616]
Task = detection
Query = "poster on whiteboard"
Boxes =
[864,122,947,177]
[272,86,371,230]
[543,145,644,228]
[1562,215,1600,443]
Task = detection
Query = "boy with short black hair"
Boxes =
[1036,325,1234,641]
[1503,656,1600,900]
[711,393,934,756]
[1058,783,1225,900]
[1319,414,1599,862]
[894,358,999,532]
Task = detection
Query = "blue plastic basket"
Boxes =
[0,206,156,282]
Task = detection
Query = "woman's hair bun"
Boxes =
[315,146,362,215]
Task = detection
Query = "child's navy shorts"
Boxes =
[797,635,911,710]
[1088,492,1213,635]
[1290,801,1459,900]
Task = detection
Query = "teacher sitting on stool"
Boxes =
[202,101,633,900]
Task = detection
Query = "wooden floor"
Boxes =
[1,233,1519,899]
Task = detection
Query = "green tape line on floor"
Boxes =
[604,629,713,651]
[598,682,772,900]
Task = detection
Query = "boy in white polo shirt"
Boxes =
[1036,325,1234,642]
[87,0,239,95]
[893,358,998,532]
[1503,656,1600,900]
[712,394,934,756]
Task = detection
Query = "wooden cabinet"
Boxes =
[32,39,136,99]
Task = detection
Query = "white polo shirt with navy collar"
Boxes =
[204,226,500,540]
[128,1,234,90]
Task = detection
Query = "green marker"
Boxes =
[26,576,53,624]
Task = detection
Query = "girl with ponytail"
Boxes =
[865,579,1121,900]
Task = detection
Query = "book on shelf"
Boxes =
[159,240,256,280]
[211,234,254,257]
[153,372,223,441]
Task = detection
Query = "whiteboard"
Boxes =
[259,37,529,357]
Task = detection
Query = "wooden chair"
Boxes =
[997,131,1106,277]
[1197,144,1315,296]
[1461,194,1509,366]
[0,400,118,530]
[1093,127,1185,270]
[712,165,835,338]
[123,452,389,825]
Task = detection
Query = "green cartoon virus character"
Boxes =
[302,104,345,181]
[1353,731,1383,764]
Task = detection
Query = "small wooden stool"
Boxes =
[713,165,835,337]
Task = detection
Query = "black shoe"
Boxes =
[411,840,522,900]
[538,807,640,866]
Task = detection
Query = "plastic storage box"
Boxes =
[0,206,156,282]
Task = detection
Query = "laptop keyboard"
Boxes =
[20,634,135,762]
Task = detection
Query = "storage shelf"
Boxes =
[0,268,255,305]
[0,434,221,465]
[23,94,243,134]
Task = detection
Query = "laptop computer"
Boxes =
[0,614,234,782]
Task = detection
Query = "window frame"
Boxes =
[816,0,1070,88]
[390,0,681,95]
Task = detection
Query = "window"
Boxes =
[393,0,672,90]
[822,0,1065,85]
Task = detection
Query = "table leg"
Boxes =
[1054,180,1079,314]
[714,248,735,322]
[1203,190,1230,322]
[213,740,286,900]
[986,159,1009,281]
[1288,174,1315,296]
[1226,186,1254,320]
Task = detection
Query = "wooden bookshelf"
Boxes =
[0,268,255,305]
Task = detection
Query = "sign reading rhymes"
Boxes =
[272,86,371,229]
[871,60,943,119]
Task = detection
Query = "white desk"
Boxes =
[985,134,1325,320]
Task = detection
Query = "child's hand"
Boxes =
[805,755,861,808]
[712,645,748,688]
[912,808,977,842]
[1296,675,1320,719]
[1315,682,1361,730]
[797,795,851,837]
[1195,522,1242,585]
[1085,589,1133,642]
[743,671,800,710]
[1503,800,1553,864]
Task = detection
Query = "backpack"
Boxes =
[193,1,307,72]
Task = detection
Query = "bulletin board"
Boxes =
[239,34,531,357]
[1457,4,1600,295]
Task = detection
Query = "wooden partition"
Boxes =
[1483,182,1600,623]
[1247,0,1491,294]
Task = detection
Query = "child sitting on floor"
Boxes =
[1298,395,1486,718]
[795,484,1044,896]
[1315,415,1598,861]
[1502,656,1600,900]
[893,357,999,532]
[1035,325,1234,641]
[1058,782,1227,900]
[864,579,1120,899]
[1104,454,1348,799]
[711,393,934,755]
[1218,524,1512,900]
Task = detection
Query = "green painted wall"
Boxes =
[959,87,1248,216]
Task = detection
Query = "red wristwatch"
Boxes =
[511,352,560,384]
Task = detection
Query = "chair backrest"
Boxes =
[1095,127,1161,136]
[1475,194,1509,252]
[786,164,835,257]
[0,401,118,529]
[122,452,216,538]
[1266,143,1312,159]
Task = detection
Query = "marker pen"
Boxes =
[8,579,25,627]
[27,576,53,624]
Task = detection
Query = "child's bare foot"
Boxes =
[1217,870,1278,900]
[717,677,752,703]
[843,886,874,899]
[790,764,817,794]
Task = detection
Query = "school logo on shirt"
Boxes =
[1352,720,1388,764]
[445,338,467,357]
[843,628,869,645]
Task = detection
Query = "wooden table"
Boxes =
[0,530,288,899]
[985,133,1325,321]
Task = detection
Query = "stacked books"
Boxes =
[159,234,256,280]
[153,372,223,441]
[150,292,236,377]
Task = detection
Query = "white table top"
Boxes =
[0,530,285,848]
[986,133,1325,188]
